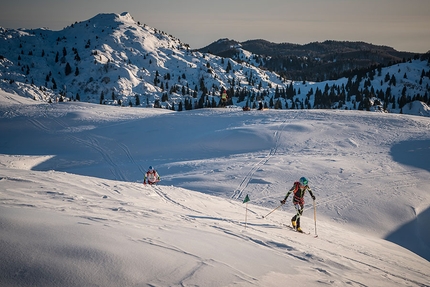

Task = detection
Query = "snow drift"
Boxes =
[0,90,429,286]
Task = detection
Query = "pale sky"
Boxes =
[1,0,429,53]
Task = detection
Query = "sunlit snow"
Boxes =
[1,90,429,286]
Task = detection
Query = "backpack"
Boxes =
[292,182,306,201]
[292,182,301,194]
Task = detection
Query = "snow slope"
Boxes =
[0,90,429,286]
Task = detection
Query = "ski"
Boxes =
[285,225,311,235]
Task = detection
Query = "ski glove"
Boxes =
[280,199,286,204]
[311,195,315,200]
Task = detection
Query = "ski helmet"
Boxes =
[149,166,154,170]
[299,177,308,186]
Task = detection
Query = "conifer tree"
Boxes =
[65,62,72,76]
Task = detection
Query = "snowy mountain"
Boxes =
[1,89,429,286]
[1,12,430,116]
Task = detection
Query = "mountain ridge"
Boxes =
[197,38,421,81]
[0,12,429,116]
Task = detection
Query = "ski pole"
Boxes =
[313,199,318,237]
[262,204,282,218]
[244,202,248,229]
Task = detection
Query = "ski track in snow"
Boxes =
[232,116,293,200]
[150,184,203,214]
[26,111,136,181]
[118,142,145,175]
[1,165,429,286]
[1,91,429,286]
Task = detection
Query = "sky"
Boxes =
[0,89,429,286]
[1,0,429,53]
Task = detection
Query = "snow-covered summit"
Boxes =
[402,100,430,116]
[0,12,429,116]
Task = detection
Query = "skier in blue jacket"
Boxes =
[280,177,315,233]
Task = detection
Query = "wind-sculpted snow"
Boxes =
[0,90,429,286]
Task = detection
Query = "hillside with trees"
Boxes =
[0,13,429,116]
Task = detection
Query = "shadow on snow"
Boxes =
[388,139,430,261]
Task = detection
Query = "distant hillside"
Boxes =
[0,13,429,116]
[197,39,420,81]
[0,13,296,110]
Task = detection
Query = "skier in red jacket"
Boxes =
[280,177,315,233]
[144,166,160,185]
